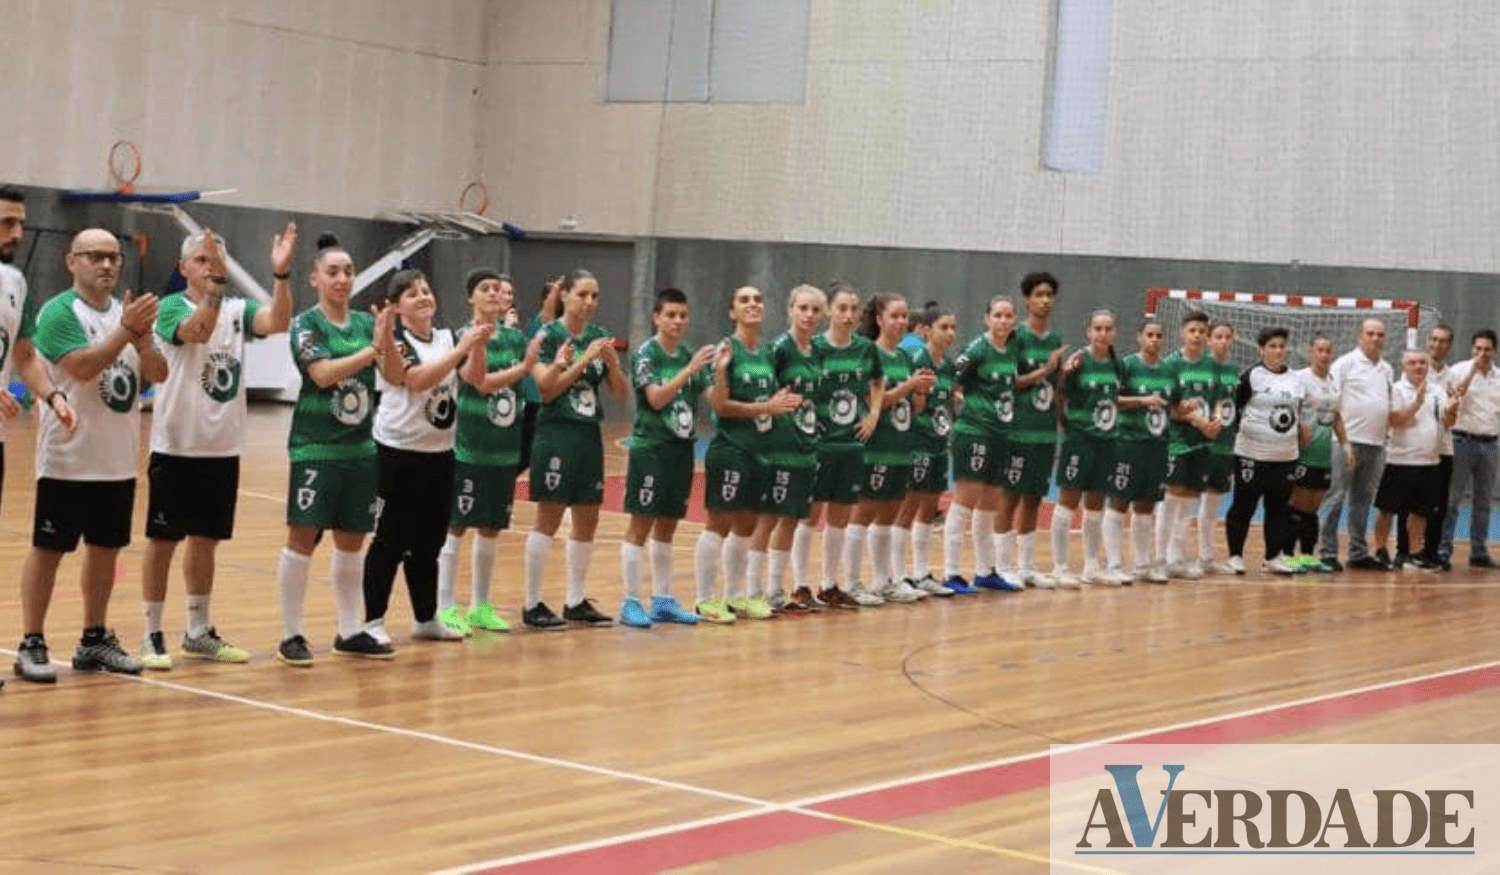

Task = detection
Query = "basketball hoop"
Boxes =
[108,140,142,195]
[459,181,489,216]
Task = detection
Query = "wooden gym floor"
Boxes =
[2,402,1499,874]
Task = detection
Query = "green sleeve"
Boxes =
[155,294,193,345]
[33,297,89,363]
[243,299,262,336]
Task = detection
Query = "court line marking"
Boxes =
[448,656,1500,873]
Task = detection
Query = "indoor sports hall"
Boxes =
[5,2,1500,874]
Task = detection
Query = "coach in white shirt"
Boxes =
[1440,329,1500,567]
[1399,325,1454,567]
[1319,319,1393,570]
[1372,349,1458,569]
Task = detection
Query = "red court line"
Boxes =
[476,662,1500,874]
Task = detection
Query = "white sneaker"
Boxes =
[412,618,465,640]
[1261,556,1297,576]
[914,574,955,597]
[1227,556,1246,575]
[1096,567,1130,586]
[1166,561,1204,580]
[1054,571,1084,589]
[1140,564,1170,584]
[848,583,886,606]
[879,578,926,604]
[1030,571,1058,589]
[1202,559,1235,575]
[364,618,393,646]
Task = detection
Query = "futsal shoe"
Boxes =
[728,595,775,619]
[695,598,737,624]
[1201,559,1236,576]
[649,595,699,624]
[1138,565,1170,584]
[877,577,926,603]
[942,575,979,595]
[522,602,568,631]
[976,573,1025,592]
[276,635,314,667]
[816,586,860,608]
[412,619,465,641]
[913,574,955,597]
[847,583,886,606]
[619,597,653,629]
[1261,556,1297,575]
[182,628,251,662]
[563,599,614,627]
[1321,556,1344,572]
[1165,561,1203,581]
[1052,572,1084,590]
[435,605,473,636]
[1469,554,1496,568]
[72,631,144,675]
[13,634,56,683]
[141,631,174,671]
[332,631,396,659]
[789,586,824,610]
[465,603,511,632]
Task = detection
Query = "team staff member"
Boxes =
[1319,319,1393,570]
[15,229,166,683]
[1440,329,1500,568]
[1401,324,1453,568]
[1372,348,1458,568]
[139,225,295,670]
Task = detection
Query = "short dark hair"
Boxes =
[1020,271,1059,297]
[1182,309,1210,326]
[385,267,426,303]
[1257,326,1289,347]
[654,287,688,312]
[0,186,23,205]
[1473,328,1498,347]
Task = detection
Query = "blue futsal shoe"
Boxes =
[943,575,979,594]
[619,597,654,629]
[649,595,700,625]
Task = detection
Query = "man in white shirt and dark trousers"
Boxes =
[1398,325,1454,569]
[1371,348,1458,569]
[1319,319,1393,570]
[1440,329,1500,568]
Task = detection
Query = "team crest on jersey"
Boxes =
[1215,398,1237,427]
[797,399,817,435]
[1147,403,1168,437]
[891,398,911,432]
[329,376,371,425]
[1270,403,1297,433]
[295,328,317,363]
[1093,399,1118,431]
[200,352,241,403]
[98,360,138,413]
[636,474,656,508]
[425,383,457,430]
[830,389,859,426]
[1032,381,1054,411]
[669,399,694,439]
[572,384,597,417]
[545,457,563,491]
[487,388,518,427]
[933,404,951,436]
[996,392,1015,423]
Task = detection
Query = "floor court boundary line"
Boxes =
[451,655,1500,873]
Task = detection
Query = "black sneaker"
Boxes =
[1409,555,1441,571]
[332,631,395,659]
[522,601,568,631]
[277,634,314,667]
[1469,554,1496,568]
[1321,557,1344,572]
[12,634,53,684]
[1393,551,1412,570]
[73,630,144,675]
[1349,555,1389,571]
[1376,548,1394,568]
[563,599,614,627]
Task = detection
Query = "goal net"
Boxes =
[1144,288,1444,372]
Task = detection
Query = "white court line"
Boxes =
[237,488,283,503]
[445,656,1500,873]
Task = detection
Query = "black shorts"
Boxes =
[146,453,241,541]
[34,478,136,552]
[1292,462,1332,491]
[1375,463,1439,515]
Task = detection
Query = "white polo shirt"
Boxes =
[1429,361,1454,455]
[1447,358,1500,439]
[1331,348,1392,447]
[1386,377,1443,466]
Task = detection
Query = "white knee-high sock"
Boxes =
[276,548,311,640]
[1082,509,1103,574]
[723,533,749,599]
[143,600,165,637]
[910,521,931,579]
[1019,531,1038,574]
[621,542,644,600]
[791,523,813,588]
[1199,492,1219,562]
[1103,508,1126,570]
[437,533,461,610]
[1131,512,1154,572]
[330,547,364,639]
[1155,501,1174,565]
[889,524,909,582]
[823,525,845,587]
[470,534,497,607]
[944,505,972,579]
[995,531,1016,576]
[1050,509,1073,574]
[1171,494,1197,564]
[745,549,766,598]
[565,539,594,606]
[524,531,552,608]
[768,549,790,595]
[649,539,675,598]
[694,531,724,602]
[869,525,893,586]
[972,509,996,577]
[844,524,867,586]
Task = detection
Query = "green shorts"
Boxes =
[1205,451,1236,493]
[813,444,864,504]
[862,463,911,502]
[763,463,816,518]
[1055,431,1112,493]
[1104,439,1168,504]
[624,440,695,520]
[1165,446,1210,491]
[705,437,766,513]
[286,456,377,532]
[951,432,1005,486]
[530,421,605,505]
[1002,440,1056,497]
[452,461,518,530]
[908,451,949,495]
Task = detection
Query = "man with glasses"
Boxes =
[13,227,167,684]
[1441,329,1500,569]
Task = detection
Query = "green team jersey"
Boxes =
[865,344,919,466]
[536,321,611,427]
[288,307,377,463]
[910,346,955,456]
[1062,351,1122,437]
[1296,368,1338,469]
[630,336,710,450]
[1209,354,1240,456]
[952,333,1017,440]
[770,331,821,463]
[714,335,779,456]
[812,333,882,449]
[1117,353,1173,442]
[1012,324,1063,444]
[1165,349,1217,455]
[454,320,527,467]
